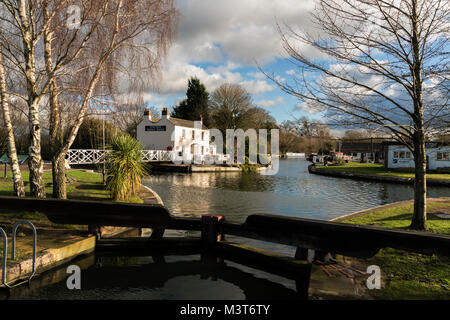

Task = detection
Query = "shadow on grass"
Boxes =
[75,183,105,190]
[376,213,449,223]
[376,213,413,222]
[67,194,112,202]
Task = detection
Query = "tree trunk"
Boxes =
[28,101,46,198]
[0,45,25,197]
[411,136,427,230]
[44,2,66,199]
[409,0,426,230]
[18,0,45,198]
[52,152,67,199]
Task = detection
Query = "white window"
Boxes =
[182,129,186,138]
[393,151,411,159]
[202,132,205,140]
[192,130,195,139]
[437,152,450,161]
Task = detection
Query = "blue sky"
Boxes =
[142,0,318,124]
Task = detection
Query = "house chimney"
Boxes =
[144,109,152,120]
[199,115,203,123]
[162,107,170,119]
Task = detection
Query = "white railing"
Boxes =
[66,149,173,165]
[66,149,109,165]
[66,149,229,165]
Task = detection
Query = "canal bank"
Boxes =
[331,197,450,299]
[308,164,450,186]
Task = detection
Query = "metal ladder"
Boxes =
[0,220,37,288]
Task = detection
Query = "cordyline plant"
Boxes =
[105,134,148,201]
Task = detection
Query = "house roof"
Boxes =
[143,116,208,130]
[168,117,208,130]
[382,141,450,148]
[341,142,384,153]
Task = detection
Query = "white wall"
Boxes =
[386,145,415,169]
[137,117,175,150]
[386,145,450,170]
[137,116,212,155]
[427,147,450,170]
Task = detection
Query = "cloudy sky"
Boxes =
[144,0,317,123]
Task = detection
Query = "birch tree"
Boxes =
[0,0,68,197]
[266,0,449,230]
[42,0,177,198]
[0,44,25,197]
[0,0,177,198]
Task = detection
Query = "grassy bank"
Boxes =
[0,169,143,202]
[0,169,142,230]
[339,199,450,299]
[315,162,450,180]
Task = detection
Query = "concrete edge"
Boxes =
[2,236,96,286]
[140,184,164,206]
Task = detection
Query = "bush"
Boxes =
[105,134,148,200]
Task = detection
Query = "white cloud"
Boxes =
[239,80,274,94]
[257,96,284,108]
[149,0,317,96]
[286,69,296,75]
[174,0,316,64]
[246,71,266,79]
[156,60,243,95]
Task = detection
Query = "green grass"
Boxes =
[341,200,450,299]
[0,169,143,228]
[316,162,450,180]
[0,169,111,200]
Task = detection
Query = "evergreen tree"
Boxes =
[171,77,210,126]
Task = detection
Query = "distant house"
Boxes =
[285,152,305,158]
[383,142,450,171]
[341,141,385,163]
[0,154,29,177]
[0,154,29,165]
[136,108,216,162]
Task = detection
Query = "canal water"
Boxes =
[143,159,450,223]
[6,253,302,300]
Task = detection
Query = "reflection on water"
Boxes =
[10,253,302,300]
[143,159,450,223]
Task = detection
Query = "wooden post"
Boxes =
[3,163,6,178]
[294,247,309,261]
[314,250,332,263]
[150,227,165,239]
[201,215,223,247]
[88,224,101,240]
[217,215,225,242]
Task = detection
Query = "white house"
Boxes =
[137,108,216,162]
[384,142,450,171]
